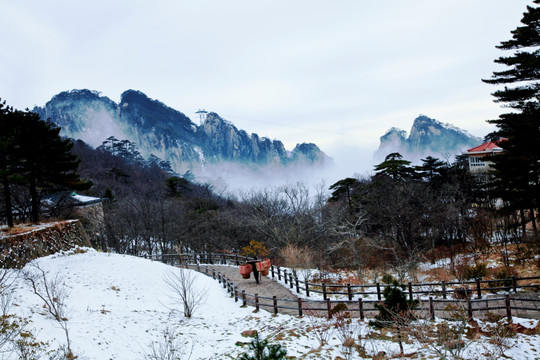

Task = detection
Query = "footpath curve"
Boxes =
[189,264,300,315]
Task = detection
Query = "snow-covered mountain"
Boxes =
[375,115,481,163]
[33,90,330,175]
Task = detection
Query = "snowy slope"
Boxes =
[3,249,540,359]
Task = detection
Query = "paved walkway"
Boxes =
[186,263,540,319]
[189,264,300,315]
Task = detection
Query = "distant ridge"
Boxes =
[375,115,481,163]
[33,89,330,175]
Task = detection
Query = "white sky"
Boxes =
[0,0,531,169]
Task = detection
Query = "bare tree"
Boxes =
[164,269,206,318]
[143,327,193,360]
[0,268,16,317]
[241,182,329,252]
[22,263,74,358]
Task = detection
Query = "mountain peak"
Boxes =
[33,89,330,176]
[376,114,481,163]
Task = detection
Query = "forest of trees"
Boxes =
[0,102,89,226]
[1,1,539,279]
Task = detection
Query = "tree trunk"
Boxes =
[2,174,14,227]
[29,175,39,223]
[530,207,537,234]
[520,209,526,237]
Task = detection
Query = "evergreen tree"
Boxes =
[2,109,89,223]
[483,0,540,231]
[0,100,15,226]
[328,177,359,215]
[414,156,448,183]
[373,152,415,182]
[239,333,287,360]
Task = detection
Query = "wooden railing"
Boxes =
[145,252,540,320]
[266,265,540,301]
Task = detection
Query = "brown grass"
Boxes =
[0,224,41,236]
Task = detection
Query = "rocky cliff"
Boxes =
[34,90,330,175]
[375,115,481,162]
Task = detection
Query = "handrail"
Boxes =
[147,252,540,301]
[145,252,540,321]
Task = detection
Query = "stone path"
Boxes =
[189,264,301,315]
[185,263,540,319]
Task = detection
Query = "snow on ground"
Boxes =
[3,249,540,359]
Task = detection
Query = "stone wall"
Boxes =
[0,220,90,268]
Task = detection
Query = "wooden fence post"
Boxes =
[271,265,275,279]
[242,290,246,307]
[441,281,446,299]
[278,266,281,281]
[255,293,260,312]
[305,281,310,297]
[347,284,352,301]
[376,283,381,301]
[505,294,512,321]
[297,298,303,317]
[327,299,332,319]
[212,269,216,280]
[223,277,227,289]
[273,296,278,315]
[289,273,294,289]
[408,282,413,301]
[284,270,288,284]
[234,286,238,302]
[467,298,473,321]
[295,278,300,293]
[218,273,221,284]
[358,298,364,320]
[511,276,517,293]
[429,297,435,320]
[322,283,327,300]
[476,278,482,299]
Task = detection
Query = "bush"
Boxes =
[371,281,418,328]
[241,240,270,258]
[463,263,488,280]
[381,273,395,284]
[489,267,518,293]
[239,333,287,360]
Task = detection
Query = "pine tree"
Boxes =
[17,110,90,222]
[414,156,448,183]
[1,109,90,223]
[0,100,15,226]
[328,177,359,215]
[373,152,415,182]
[483,0,540,231]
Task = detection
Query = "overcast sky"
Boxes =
[0,0,531,171]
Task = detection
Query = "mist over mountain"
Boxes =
[33,90,330,186]
[374,115,481,164]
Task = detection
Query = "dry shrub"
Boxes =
[422,267,455,282]
[489,266,518,280]
[425,245,465,265]
[279,244,314,280]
